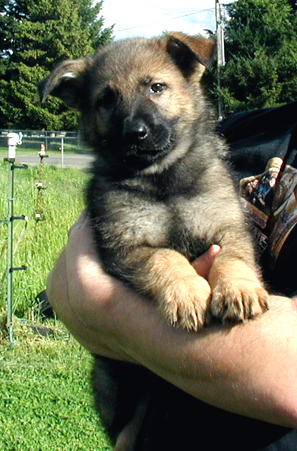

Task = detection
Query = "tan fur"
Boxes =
[127,248,211,330]
[40,33,270,450]
[40,32,269,331]
[209,257,269,322]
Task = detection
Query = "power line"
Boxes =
[112,8,215,34]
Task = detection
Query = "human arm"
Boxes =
[46,214,297,428]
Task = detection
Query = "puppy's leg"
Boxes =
[113,398,148,451]
[126,247,211,331]
[208,254,269,323]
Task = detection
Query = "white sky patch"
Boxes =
[101,0,236,39]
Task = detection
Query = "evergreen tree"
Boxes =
[206,0,297,115]
[287,0,297,10]
[0,0,113,129]
[74,0,112,49]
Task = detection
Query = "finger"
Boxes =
[192,245,221,279]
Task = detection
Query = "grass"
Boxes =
[0,148,75,156]
[0,160,88,316]
[0,160,111,450]
[0,320,111,450]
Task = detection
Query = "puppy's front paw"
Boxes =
[209,278,269,323]
[160,275,211,331]
[208,258,269,324]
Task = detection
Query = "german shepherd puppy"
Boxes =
[40,33,269,450]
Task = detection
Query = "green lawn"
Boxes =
[0,161,88,316]
[0,161,111,450]
[0,147,65,156]
[0,321,111,450]
[0,147,87,156]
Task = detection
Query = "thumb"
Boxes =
[192,245,221,279]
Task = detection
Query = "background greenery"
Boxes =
[206,0,297,114]
[0,161,89,316]
[0,161,112,450]
[0,0,113,130]
[2,0,297,128]
[0,322,111,450]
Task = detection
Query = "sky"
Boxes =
[101,0,236,40]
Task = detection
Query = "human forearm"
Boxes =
[144,295,297,428]
[46,217,297,428]
[83,288,297,428]
[48,257,297,427]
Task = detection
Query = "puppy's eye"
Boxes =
[96,87,117,108]
[149,83,167,95]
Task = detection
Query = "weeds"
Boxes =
[0,161,89,317]
[0,161,111,450]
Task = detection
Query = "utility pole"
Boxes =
[215,0,225,120]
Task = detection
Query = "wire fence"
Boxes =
[0,129,83,153]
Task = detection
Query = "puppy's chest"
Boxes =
[168,197,214,258]
[100,189,212,258]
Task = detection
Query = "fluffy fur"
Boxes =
[40,33,269,450]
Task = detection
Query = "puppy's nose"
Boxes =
[123,119,148,144]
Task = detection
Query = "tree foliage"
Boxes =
[205,0,297,115]
[0,0,113,130]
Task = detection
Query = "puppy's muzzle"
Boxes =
[123,118,148,147]
[118,115,175,170]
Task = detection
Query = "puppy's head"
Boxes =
[39,33,215,173]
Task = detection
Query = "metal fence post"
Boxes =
[4,133,27,344]
[7,159,14,343]
[61,136,64,168]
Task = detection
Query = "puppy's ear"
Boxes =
[38,58,90,109]
[166,33,215,78]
